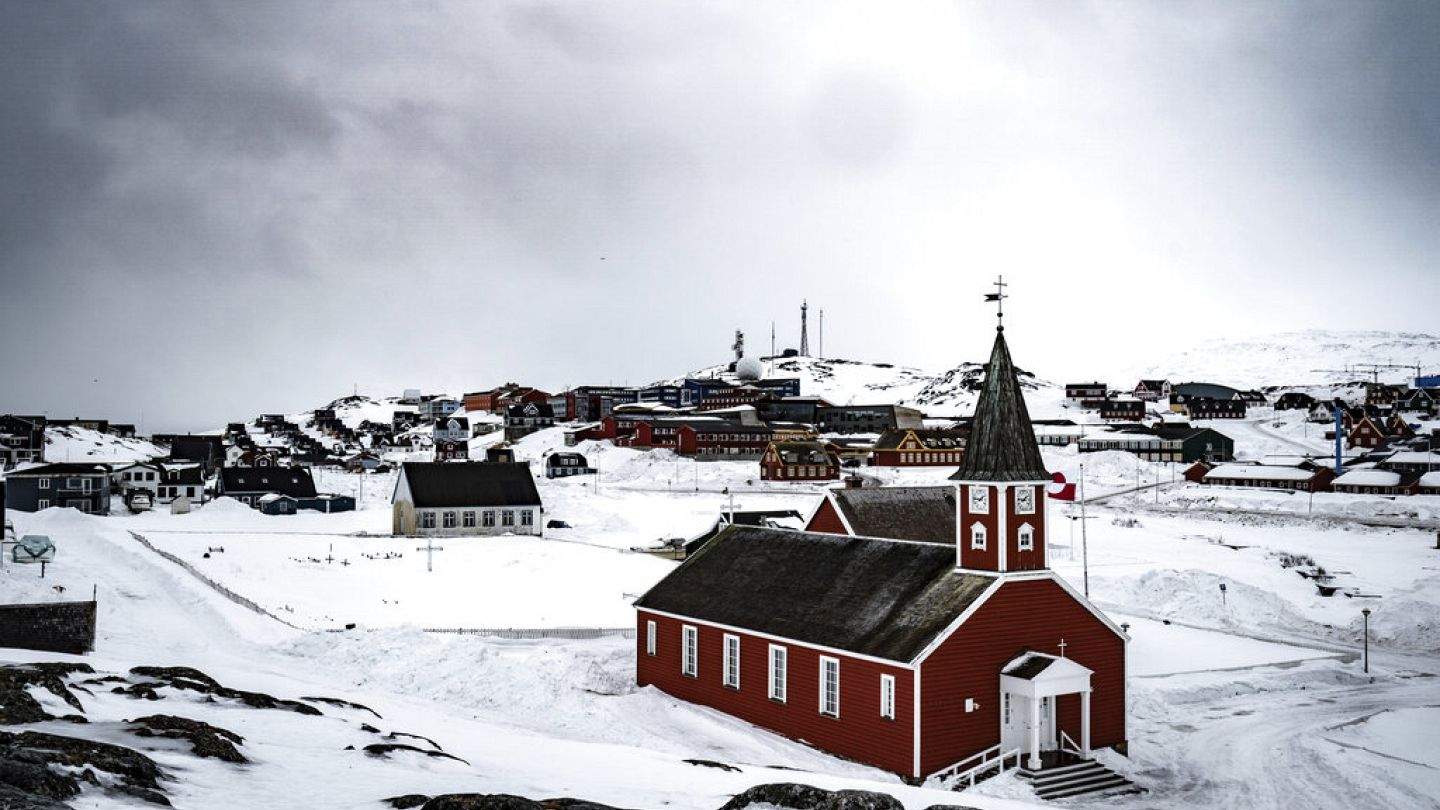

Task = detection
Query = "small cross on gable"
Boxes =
[1058,638,1068,658]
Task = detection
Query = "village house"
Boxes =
[0,414,47,468]
[805,484,955,545]
[1395,388,1436,418]
[1183,397,1247,420]
[1348,413,1391,449]
[1196,463,1335,492]
[816,405,924,435]
[1098,399,1146,422]
[683,377,802,411]
[1331,468,1420,496]
[4,463,112,514]
[1064,383,1107,408]
[391,461,543,537]
[111,461,205,505]
[465,384,552,414]
[759,441,840,482]
[868,429,968,466]
[545,452,595,479]
[433,416,471,462]
[1274,392,1317,411]
[504,401,556,442]
[217,467,318,507]
[1077,425,1234,464]
[754,397,834,425]
[1132,379,1171,401]
[636,323,1129,786]
[565,386,642,422]
[1379,451,1440,475]
[419,396,463,423]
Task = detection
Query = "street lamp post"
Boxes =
[1362,607,1372,674]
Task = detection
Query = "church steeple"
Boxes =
[951,280,1051,574]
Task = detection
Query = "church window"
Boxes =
[971,523,987,550]
[1019,523,1034,551]
[819,657,840,717]
[646,620,656,656]
[463,511,476,528]
[880,674,895,720]
[769,645,787,702]
[682,625,698,677]
[723,634,740,689]
[443,511,457,529]
[421,512,436,529]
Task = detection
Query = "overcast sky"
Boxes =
[2,1,1437,432]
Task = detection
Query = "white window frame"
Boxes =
[971,522,987,550]
[1018,523,1035,551]
[819,655,840,718]
[682,625,698,677]
[38,499,50,510]
[1015,486,1036,515]
[646,620,657,656]
[420,511,436,529]
[723,634,740,689]
[969,485,989,514]
[880,673,896,720]
[39,478,50,489]
[768,644,787,703]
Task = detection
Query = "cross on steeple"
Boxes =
[985,275,1008,331]
[1058,638,1068,658]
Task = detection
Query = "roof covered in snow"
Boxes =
[1333,469,1402,486]
[637,526,997,662]
[1203,464,1316,481]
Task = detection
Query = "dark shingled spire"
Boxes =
[949,328,1049,482]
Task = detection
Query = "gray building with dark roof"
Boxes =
[391,461,543,537]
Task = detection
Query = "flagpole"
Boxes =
[1080,461,1089,598]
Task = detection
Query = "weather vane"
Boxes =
[984,275,1007,331]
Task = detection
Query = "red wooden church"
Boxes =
[635,320,1129,784]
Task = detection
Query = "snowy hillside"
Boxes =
[44,425,166,464]
[1123,330,1440,390]
[672,355,1054,416]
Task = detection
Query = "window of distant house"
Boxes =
[520,510,533,526]
[646,620,656,656]
[421,512,436,529]
[483,511,495,527]
[769,645,787,702]
[443,511,457,529]
[720,633,742,689]
[819,656,840,718]
[682,625,698,677]
[38,499,50,510]
[463,511,476,528]
[502,511,515,527]
[880,674,896,720]
[971,523,987,550]
[1018,523,1034,551]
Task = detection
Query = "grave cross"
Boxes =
[416,536,445,573]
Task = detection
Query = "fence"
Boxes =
[127,531,303,630]
[418,627,635,640]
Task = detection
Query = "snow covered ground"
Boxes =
[4,414,1440,809]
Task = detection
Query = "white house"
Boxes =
[391,461,543,537]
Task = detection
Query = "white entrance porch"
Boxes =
[1000,651,1093,771]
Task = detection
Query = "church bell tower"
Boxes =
[950,277,1052,574]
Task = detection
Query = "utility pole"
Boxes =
[770,322,776,358]
[799,301,809,357]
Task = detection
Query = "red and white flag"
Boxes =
[1047,471,1077,501]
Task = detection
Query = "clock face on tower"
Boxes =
[1015,487,1035,514]
[969,486,989,513]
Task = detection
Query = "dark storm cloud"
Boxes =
[1,1,1437,432]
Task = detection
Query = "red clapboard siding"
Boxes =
[1006,485,1046,572]
[805,499,848,535]
[637,610,914,775]
[957,484,1000,571]
[918,576,1125,775]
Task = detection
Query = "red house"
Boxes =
[636,326,1129,786]
[759,441,840,481]
[868,429,969,467]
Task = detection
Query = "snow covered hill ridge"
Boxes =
[673,354,1051,415]
[1129,330,1440,390]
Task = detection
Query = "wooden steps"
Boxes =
[1017,759,1141,801]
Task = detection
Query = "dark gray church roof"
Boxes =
[400,462,540,508]
[636,526,997,662]
[950,330,1050,483]
[830,486,955,545]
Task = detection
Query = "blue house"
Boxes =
[3,463,112,515]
